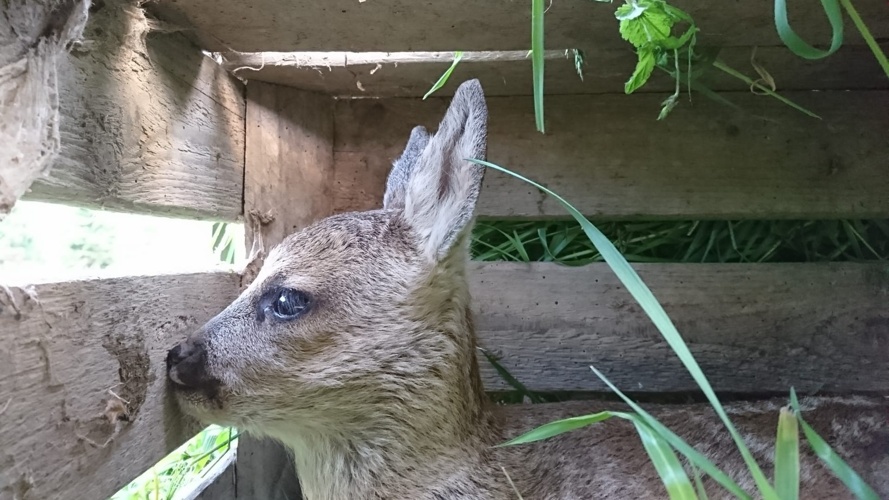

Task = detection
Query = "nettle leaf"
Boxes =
[661,25,697,50]
[625,49,657,94]
[615,1,646,21]
[618,2,675,48]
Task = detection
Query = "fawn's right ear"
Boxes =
[393,79,488,262]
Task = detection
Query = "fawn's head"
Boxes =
[166,80,489,439]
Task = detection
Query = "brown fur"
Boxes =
[167,80,889,499]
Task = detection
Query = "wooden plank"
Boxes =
[0,0,90,219]
[244,82,334,252]
[146,0,889,54]
[471,262,889,394]
[23,0,246,221]
[234,437,302,500]
[0,272,241,500]
[334,90,889,220]
[237,82,335,500]
[220,45,889,97]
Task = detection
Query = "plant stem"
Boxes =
[531,0,545,133]
[712,59,822,120]
[838,0,889,79]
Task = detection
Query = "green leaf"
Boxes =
[423,51,464,100]
[619,4,675,48]
[838,0,889,80]
[500,407,698,500]
[774,407,800,500]
[499,411,616,446]
[661,24,697,50]
[625,49,657,94]
[615,1,647,22]
[587,365,751,499]
[632,419,699,500]
[790,389,880,500]
[692,465,710,500]
[531,0,546,133]
[774,0,844,60]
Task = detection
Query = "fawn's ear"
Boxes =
[383,125,430,210]
[401,79,488,261]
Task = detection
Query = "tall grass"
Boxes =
[473,219,889,264]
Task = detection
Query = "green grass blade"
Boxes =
[775,407,800,500]
[712,60,821,120]
[632,419,699,500]
[692,465,710,500]
[839,0,889,79]
[789,389,880,500]
[588,365,751,499]
[470,158,771,499]
[479,347,545,404]
[531,0,545,133]
[501,407,697,500]
[211,222,227,251]
[774,0,844,60]
[423,51,464,100]
[499,411,616,446]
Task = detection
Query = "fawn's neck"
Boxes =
[275,342,497,499]
[280,298,500,498]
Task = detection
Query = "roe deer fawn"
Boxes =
[167,79,889,500]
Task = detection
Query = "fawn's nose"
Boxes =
[166,338,217,391]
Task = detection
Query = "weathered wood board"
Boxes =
[220,44,889,98]
[334,90,889,220]
[237,82,335,500]
[24,0,246,221]
[0,272,241,500]
[0,0,91,219]
[471,262,889,394]
[244,82,334,253]
[147,0,889,54]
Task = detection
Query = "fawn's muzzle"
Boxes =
[166,338,219,393]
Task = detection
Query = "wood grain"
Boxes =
[0,272,241,500]
[244,83,334,252]
[239,82,337,500]
[221,45,889,98]
[147,0,889,54]
[24,1,246,221]
[334,90,889,220]
[471,262,889,394]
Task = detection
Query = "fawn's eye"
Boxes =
[263,288,310,321]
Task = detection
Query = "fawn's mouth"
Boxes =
[166,344,224,407]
